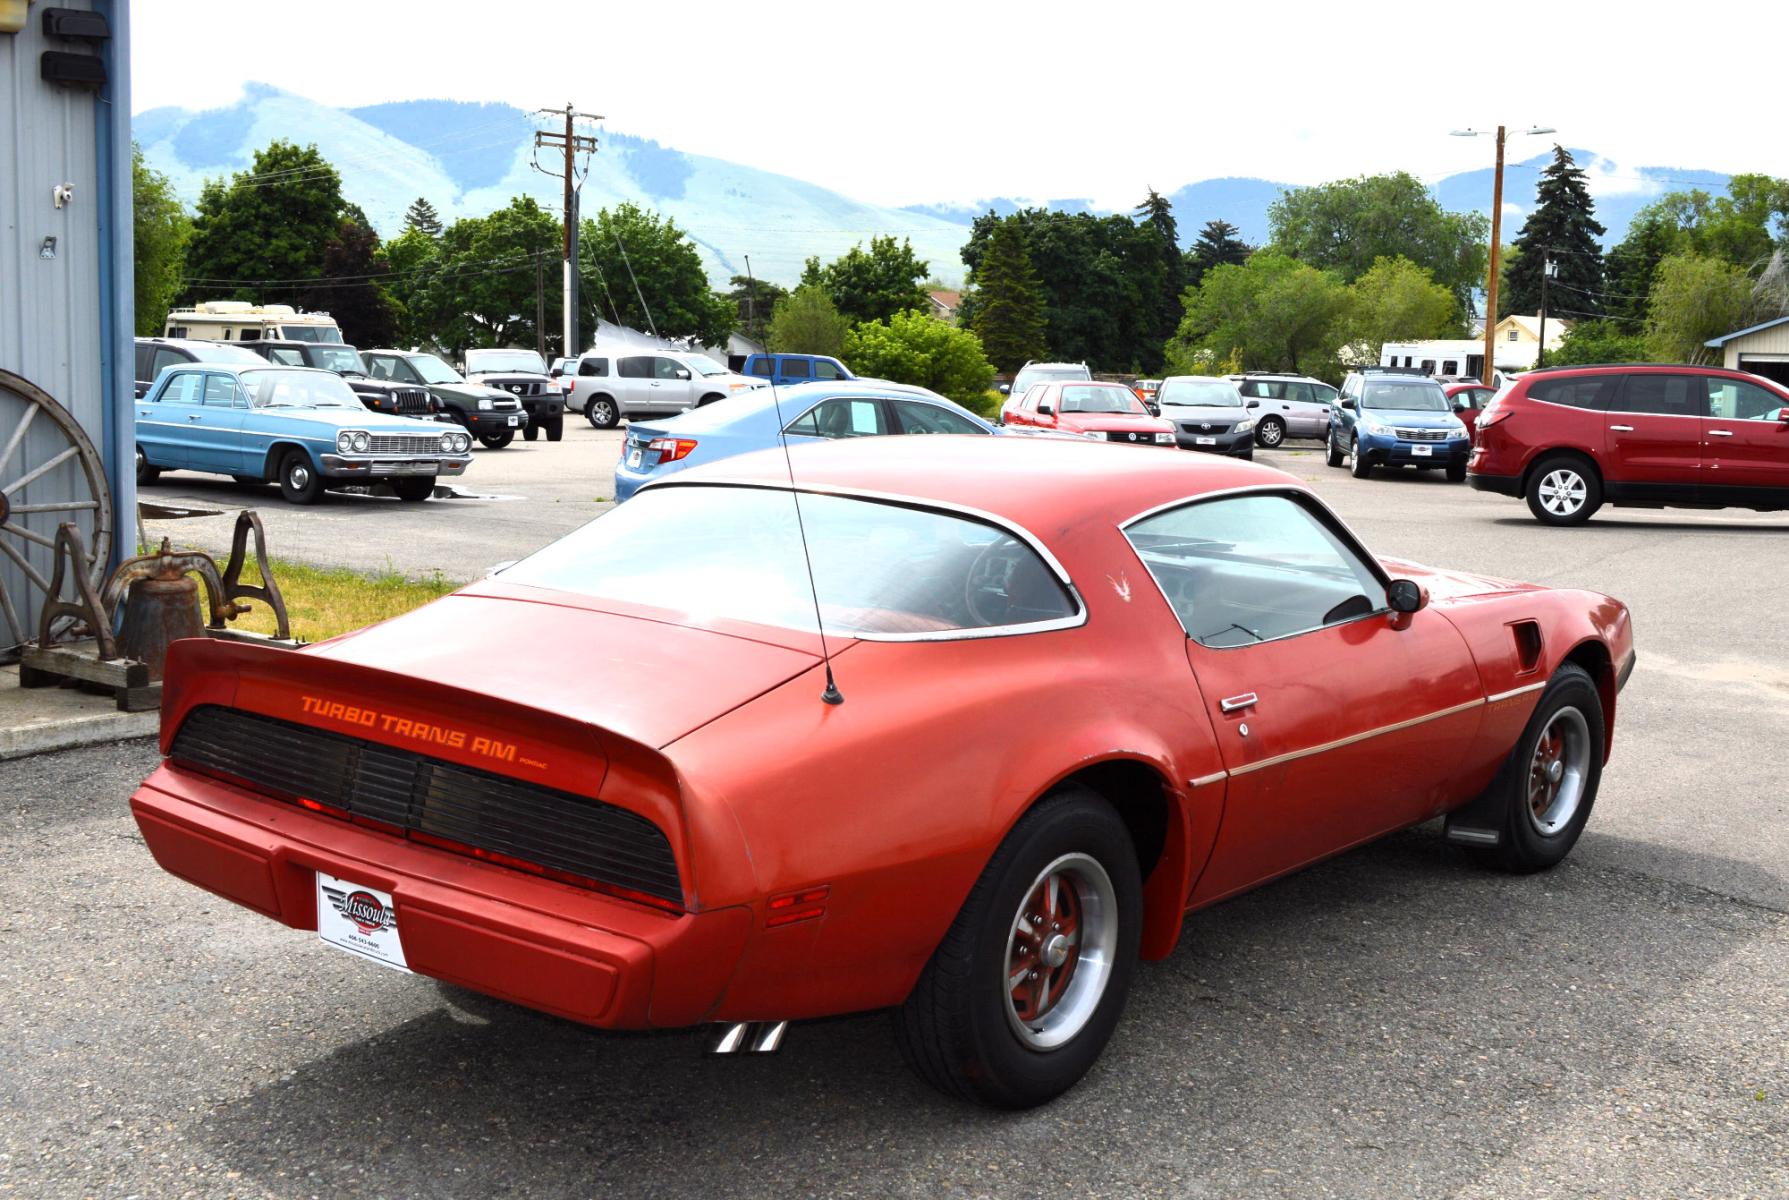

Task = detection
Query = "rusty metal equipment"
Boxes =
[18,510,299,711]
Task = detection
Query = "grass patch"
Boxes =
[227,558,462,643]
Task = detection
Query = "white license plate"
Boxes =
[507,415,519,427]
[1411,444,1432,456]
[626,448,643,468]
[1195,436,1217,446]
[317,872,410,972]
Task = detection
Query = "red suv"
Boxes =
[1002,380,1176,446]
[1468,364,1789,524]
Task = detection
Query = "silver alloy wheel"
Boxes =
[1537,468,1588,516]
[1527,705,1591,836]
[1258,418,1284,446]
[587,398,616,428]
[1002,852,1118,1050]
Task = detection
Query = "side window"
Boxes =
[1617,375,1705,417]
[655,356,688,380]
[366,357,395,381]
[1125,493,1384,648]
[749,359,774,377]
[782,357,812,380]
[240,329,260,342]
[1527,376,1617,411]
[579,357,608,377]
[619,356,653,379]
[787,398,888,439]
[814,359,845,381]
[1285,382,1314,404]
[265,347,305,367]
[895,401,984,435]
[151,348,187,379]
[1707,377,1786,421]
[159,373,204,405]
[134,343,153,380]
[1313,383,1339,405]
[202,374,242,408]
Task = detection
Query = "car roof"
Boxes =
[160,362,339,379]
[137,337,265,363]
[671,431,1289,527]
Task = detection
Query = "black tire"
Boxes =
[1469,663,1604,874]
[392,477,435,502]
[544,416,565,442]
[1446,461,1468,483]
[1349,433,1372,478]
[894,786,1141,1109]
[1254,415,1285,448]
[1325,430,1344,468]
[585,394,620,429]
[135,446,160,485]
[478,429,515,449]
[1525,454,1602,525]
[522,424,540,442]
[697,392,726,408]
[277,449,326,505]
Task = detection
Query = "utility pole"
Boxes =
[532,103,601,357]
[534,250,546,358]
[1451,124,1554,386]
[1536,251,1558,370]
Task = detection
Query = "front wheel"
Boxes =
[277,449,326,505]
[522,424,540,442]
[585,395,620,429]
[392,477,436,502]
[1349,434,1372,478]
[1254,415,1285,448]
[544,416,565,442]
[894,786,1141,1109]
[1469,662,1604,873]
[1446,461,1468,483]
[1526,455,1602,525]
[478,429,515,449]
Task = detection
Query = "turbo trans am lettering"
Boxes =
[299,694,520,764]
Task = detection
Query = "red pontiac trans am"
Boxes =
[130,437,1634,1108]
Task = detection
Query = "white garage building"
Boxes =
[1706,316,1789,389]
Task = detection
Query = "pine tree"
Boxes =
[969,219,1048,374]
[402,196,443,239]
[1186,220,1251,287]
[1133,190,1186,370]
[1504,146,1605,318]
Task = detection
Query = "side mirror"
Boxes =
[1245,399,1260,409]
[1453,403,1469,415]
[997,383,1011,395]
[676,369,691,380]
[1777,407,1789,422]
[1145,402,1161,416]
[1037,402,1054,416]
[485,560,517,578]
[1386,578,1429,631]
[1340,397,1356,411]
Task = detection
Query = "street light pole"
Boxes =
[1452,124,1554,386]
[1537,252,1559,369]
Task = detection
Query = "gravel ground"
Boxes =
[7,438,1786,1199]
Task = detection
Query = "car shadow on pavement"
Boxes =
[188,825,1785,1199]
[1489,516,1789,533]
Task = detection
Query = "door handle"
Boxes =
[1219,692,1258,714]
[1608,424,1633,432]
[1708,429,1734,437]
[186,414,203,421]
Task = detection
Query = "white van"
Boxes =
[567,349,766,429]
[163,301,343,344]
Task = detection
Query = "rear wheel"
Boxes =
[392,477,435,502]
[1325,430,1344,468]
[1469,663,1604,873]
[1526,455,1602,525]
[1254,415,1285,448]
[136,446,160,485]
[585,395,620,429]
[277,449,326,505]
[1349,433,1372,478]
[894,786,1141,1109]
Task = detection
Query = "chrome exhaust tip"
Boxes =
[707,1020,788,1055]
[748,1020,787,1054]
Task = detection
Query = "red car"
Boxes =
[1001,380,1175,445]
[1443,380,1499,448]
[1468,363,1789,524]
[130,437,1633,1108]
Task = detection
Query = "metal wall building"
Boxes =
[1,0,134,655]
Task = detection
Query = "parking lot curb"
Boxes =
[0,665,158,761]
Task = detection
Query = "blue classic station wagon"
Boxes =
[136,364,473,503]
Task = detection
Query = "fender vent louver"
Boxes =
[1510,621,1544,674]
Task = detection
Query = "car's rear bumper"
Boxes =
[1467,471,1523,496]
[129,764,752,1029]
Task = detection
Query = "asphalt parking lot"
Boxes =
[7,433,1786,1198]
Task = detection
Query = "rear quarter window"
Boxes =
[1527,376,1617,411]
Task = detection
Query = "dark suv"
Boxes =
[235,341,439,420]
[1468,364,1789,524]
[133,337,264,398]
[360,350,529,448]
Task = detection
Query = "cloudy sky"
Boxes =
[132,0,1788,209]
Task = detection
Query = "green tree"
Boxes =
[1504,146,1605,317]
[1165,252,1350,379]
[1644,252,1758,364]
[412,196,561,354]
[1132,190,1186,368]
[725,274,788,347]
[843,311,996,409]
[306,215,398,347]
[1267,172,1489,306]
[967,219,1048,373]
[402,196,443,238]
[181,140,347,304]
[1185,219,1251,287]
[1604,208,1682,328]
[802,235,931,325]
[579,202,735,345]
[1342,256,1460,364]
[381,227,440,347]
[768,285,850,356]
[131,143,190,335]
[1548,319,1651,366]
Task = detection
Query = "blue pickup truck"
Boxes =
[741,353,855,386]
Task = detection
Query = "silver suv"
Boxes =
[1226,372,1339,447]
[567,349,765,429]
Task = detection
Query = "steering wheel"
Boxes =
[965,542,1020,626]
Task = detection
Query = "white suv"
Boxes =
[567,350,766,429]
[1225,373,1340,447]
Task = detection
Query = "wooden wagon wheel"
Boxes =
[0,369,114,653]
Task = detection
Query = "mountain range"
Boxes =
[135,85,1734,289]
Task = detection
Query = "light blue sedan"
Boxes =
[613,380,997,502]
[135,364,473,503]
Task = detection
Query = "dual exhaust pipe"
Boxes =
[707,1020,788,1055]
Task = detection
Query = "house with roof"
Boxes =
[1705,315,1789,388]
[1379,313,1569,376]
[926,289,962,326]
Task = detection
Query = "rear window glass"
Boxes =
[1527,376,1617,411]
[500,487,1079,638]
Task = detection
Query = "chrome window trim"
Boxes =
[1227,697,1486,776]
[626,479,1088,643]
[1119,484,1395,650]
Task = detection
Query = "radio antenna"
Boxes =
[747,255,842,706]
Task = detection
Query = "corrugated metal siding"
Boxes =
[1,2,108,650]
[1726,324,1789,369]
